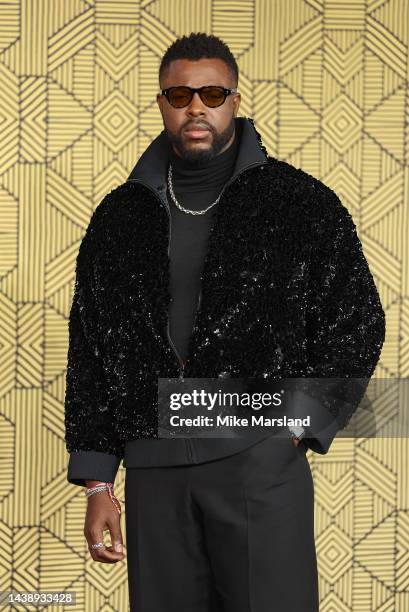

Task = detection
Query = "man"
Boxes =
[64,33,385,611]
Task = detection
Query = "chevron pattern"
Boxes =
[0,1,406,610]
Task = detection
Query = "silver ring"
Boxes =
[91,541,105,549]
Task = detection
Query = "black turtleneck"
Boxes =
[166,123,241,362]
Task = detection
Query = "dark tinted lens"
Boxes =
[201,87,225,107]
[168,87,192,108]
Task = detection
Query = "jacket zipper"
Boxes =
[166,318,185,380]
[127,159,267,380]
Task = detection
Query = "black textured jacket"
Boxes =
[64,117,385,485]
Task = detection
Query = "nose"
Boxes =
[186,91,206,114]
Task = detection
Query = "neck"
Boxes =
[167,125,241,195]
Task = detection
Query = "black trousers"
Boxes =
[124,435,319,611]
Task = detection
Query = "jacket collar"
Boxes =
[126,116,268,195]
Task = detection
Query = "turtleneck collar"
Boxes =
[166,122,241,194]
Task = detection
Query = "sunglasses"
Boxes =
[160,85,238,108]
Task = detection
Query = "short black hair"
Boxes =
[159,32,239,88]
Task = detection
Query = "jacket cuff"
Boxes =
[303,418,341,454]
[286,389,341,455]
[67,451,122,487]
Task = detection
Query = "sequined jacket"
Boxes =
[64,117,385,482]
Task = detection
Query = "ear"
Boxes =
[156,93,164,114]
[233,93,241,115]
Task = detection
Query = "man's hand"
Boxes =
[84,487,125,563]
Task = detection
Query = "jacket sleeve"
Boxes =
[64,194,125,487]
[287,181,386,454]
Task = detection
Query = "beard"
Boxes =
[165,117,235,166]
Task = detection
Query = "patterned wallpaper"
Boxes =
[0,0,406,610]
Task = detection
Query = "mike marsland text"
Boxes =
[168,415,311,427]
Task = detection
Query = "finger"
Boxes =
[89,542,122,562]
[89,546,123,563]
[99,524,124,561]
[109,517,124,554]
[105,544,125,560]
[87,526,123,563]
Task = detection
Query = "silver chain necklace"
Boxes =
[167,163,222,215]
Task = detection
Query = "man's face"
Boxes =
[156,58,241,165]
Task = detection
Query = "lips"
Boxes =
[185,124,209,132]
[184,125,210,139]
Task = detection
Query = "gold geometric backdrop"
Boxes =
[0,1,407,610]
